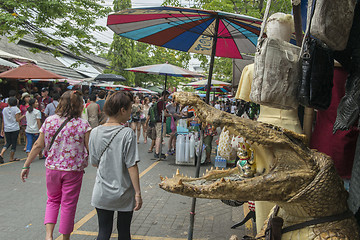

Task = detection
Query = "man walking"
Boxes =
[154,91,170,159]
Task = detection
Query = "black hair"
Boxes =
[161,90,170,97]
[52,93,60,101]
[89,94,97,102]
[9,90,16,97]
[27,98,36,113]
[8,97,18,106]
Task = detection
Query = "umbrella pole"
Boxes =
[159,74,168,161]
[189,15,220,240]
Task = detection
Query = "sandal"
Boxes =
[10,158,20,162]
[0,156,4,164]
[148,149,153,153]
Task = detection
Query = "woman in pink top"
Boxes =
[20,90,91,240]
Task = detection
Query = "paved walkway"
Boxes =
[0,135,256,240]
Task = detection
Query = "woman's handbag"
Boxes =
[310,0,357,51]
[298,0,334,110]
[250,0,301,110]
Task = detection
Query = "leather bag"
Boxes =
[250,0,301,110]
[298,0,334,110]
[310,0,357,51]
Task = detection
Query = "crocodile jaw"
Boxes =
[159,92,318,202]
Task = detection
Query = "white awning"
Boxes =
[0,49,37,63]
[0,57,18,68]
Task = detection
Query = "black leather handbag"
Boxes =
[298,0,334,110]
[298,38,334,110]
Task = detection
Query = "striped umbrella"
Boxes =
[107,6,261,59]
[107,6,261,104]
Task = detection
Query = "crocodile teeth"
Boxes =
[220,177,226,182]
[178,179,183,185]
[160,176,164,181]
[206,169,209,173]
[210,167,214,171]
[216,167,219,170]
[176,169,180,175]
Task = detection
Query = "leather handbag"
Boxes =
[250,0,301,110]
[298,0,334,110]
[310,0,357,51]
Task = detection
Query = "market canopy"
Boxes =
[125,63,205,78]
[185,79,231,87]
[93,73,126,82]
[0,63,65,80]
[107,6,262,59]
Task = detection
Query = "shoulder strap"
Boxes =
[48,118,71,150]
[98,126,125,161]
[257,0,272,45]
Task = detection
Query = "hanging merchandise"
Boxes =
[176,135,185,163]
[298,0,334,110]
[184,134,190,163]
[250,0,301,110]
[189,134,195,162]
[217,127,236,161]
[310,0,357,51]
[333,2,360,133]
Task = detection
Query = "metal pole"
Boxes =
[188,15,220,240]
[293,2,313,145]
[159,74,168,160]
[187,127,204,240]
[205,16,220,105]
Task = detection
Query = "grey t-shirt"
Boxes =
[89,125,139,211]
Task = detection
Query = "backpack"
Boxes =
[149,102,159,124]
[81,106,88,121]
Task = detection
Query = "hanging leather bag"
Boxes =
[298,0,334,110]
[310,0,357,51]
[250,0,301,110]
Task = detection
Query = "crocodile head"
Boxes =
[160,92,347,213]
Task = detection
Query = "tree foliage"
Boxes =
[0,0,111,55]
[106,0,192,88]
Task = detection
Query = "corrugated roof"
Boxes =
[0,35,109,79]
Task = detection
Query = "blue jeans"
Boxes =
[25,132,39,153]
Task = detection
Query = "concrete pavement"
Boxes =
[0,135,256,240]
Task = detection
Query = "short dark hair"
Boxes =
[9,90,16,97]
[161,90,170,97]
[104,91,133,117]
[52,93,60,101]
[56,90,83,119]
[89,94,97,102]
[98,90,106,99]
[8,97,18,106]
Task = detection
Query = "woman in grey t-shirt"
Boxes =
[89,91,142,240]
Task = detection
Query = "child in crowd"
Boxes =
[25,98,41,156]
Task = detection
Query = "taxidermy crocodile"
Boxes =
[159,92,359,240]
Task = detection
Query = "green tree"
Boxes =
[106,0,192,88]
[0,0,111,55]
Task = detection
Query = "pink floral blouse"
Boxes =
[40,114,91,171]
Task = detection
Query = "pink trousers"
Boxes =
[44,168,83,234]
